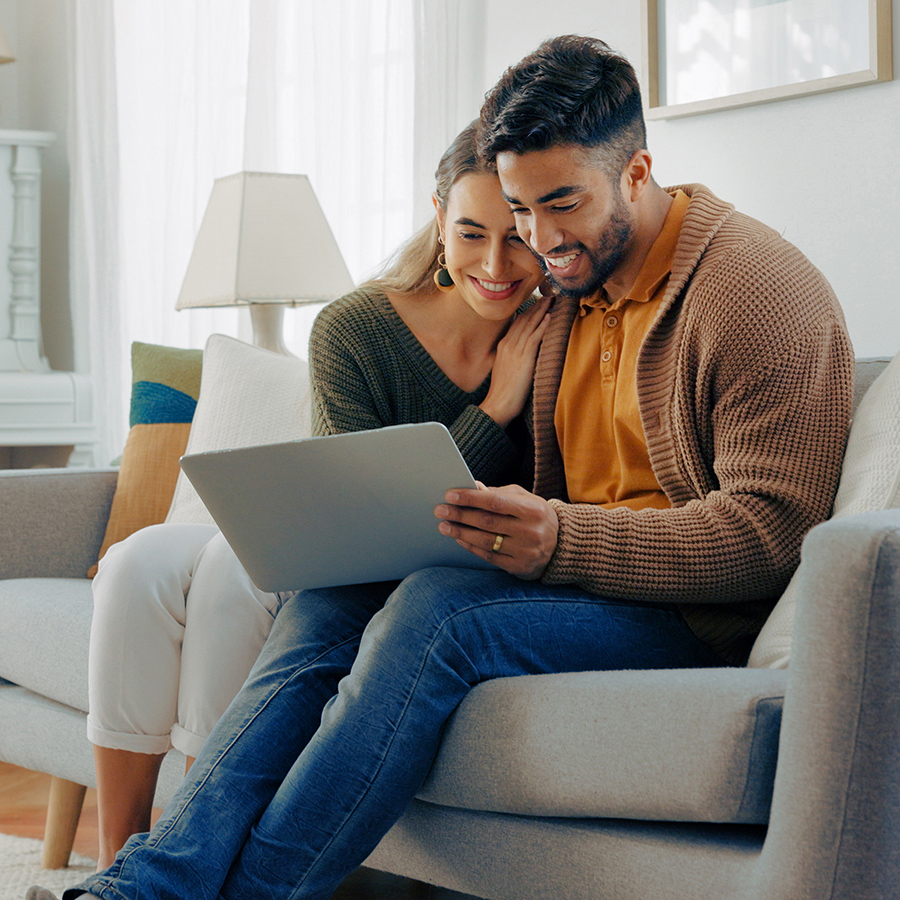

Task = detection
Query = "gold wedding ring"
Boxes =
[492,534,504,553]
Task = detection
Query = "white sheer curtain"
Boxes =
[67,0,123,466]
[69,0,478,465]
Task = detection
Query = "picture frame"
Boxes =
[642,0,893,119]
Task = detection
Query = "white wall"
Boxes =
[480,0,900,358]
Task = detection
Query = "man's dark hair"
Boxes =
[479,35,647,180]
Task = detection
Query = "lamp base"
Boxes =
[250,305,295,356]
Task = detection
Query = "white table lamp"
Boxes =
[176,172,354,354]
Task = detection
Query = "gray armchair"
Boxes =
[364,508,900,899]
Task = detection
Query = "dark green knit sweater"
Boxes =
[308,287,528,487]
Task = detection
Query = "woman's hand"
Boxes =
[479,294,553,428]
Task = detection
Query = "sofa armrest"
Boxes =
[0,468,118,579]
[749,509,900,900]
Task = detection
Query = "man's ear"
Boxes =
[622,149,653,202]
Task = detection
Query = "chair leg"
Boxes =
[42,776,87,869]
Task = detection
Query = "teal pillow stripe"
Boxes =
[128,341,203,429]
[130,382,198,426]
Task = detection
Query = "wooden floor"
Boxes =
[0,761,478,898]
[0,762,101,859]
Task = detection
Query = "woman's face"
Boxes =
[437,173,544,321]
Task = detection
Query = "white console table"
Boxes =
[0,130,95,467]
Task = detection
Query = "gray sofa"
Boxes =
[1,358,897,900]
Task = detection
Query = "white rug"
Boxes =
[0,833,94,900]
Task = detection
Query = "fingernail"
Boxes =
[445,491,459,503]
[435,505,449,517]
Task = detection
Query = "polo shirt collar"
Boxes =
[579,189,690,311]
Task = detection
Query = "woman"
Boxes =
[83,120,549,870]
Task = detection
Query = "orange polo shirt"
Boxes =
[554,190,689,509]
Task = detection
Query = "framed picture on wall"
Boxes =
[642,0,893,118]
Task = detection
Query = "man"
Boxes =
[32,35,852,900]
[438,33,854,665]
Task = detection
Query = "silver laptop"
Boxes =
[179,421,495,593]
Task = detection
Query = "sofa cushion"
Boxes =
[417,667,786,825]
[749,353,900,668]
[0,681,187,806]
[0,578,93,713]
[166,334,312,526]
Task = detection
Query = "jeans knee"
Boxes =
[391,567,510,620]
[353,569,499,691]
[383,568,454,629]
[373,567,504,648]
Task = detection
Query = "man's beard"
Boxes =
[541,204,634,300]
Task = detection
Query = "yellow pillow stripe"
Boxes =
[87,421,193,578]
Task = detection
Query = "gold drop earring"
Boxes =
[433,233,454,292]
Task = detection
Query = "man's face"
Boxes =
[496,145,635,299]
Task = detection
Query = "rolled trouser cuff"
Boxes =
[86,717,172,755]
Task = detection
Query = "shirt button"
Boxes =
[601,350,612,363]
[606,315,619,327]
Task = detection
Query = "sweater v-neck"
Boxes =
[369,289,492,402]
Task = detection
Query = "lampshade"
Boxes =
[0,27,15,65]
[176,172,353,311]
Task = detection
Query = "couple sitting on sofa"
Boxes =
[33,33,853,900]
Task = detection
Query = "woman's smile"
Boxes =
[468,275,523,301]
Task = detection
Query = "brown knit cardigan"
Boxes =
[533,183,855,664]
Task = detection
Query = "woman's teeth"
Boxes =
[476,279,514,292]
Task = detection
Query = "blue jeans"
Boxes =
[71,567,725,900]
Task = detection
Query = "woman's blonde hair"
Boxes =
[365,121,491,296]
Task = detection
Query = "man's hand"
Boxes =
[435,484,559,580]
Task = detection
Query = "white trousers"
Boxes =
[87,523,284,758]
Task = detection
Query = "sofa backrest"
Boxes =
[748,354,897,668]
[853,358,890,413]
